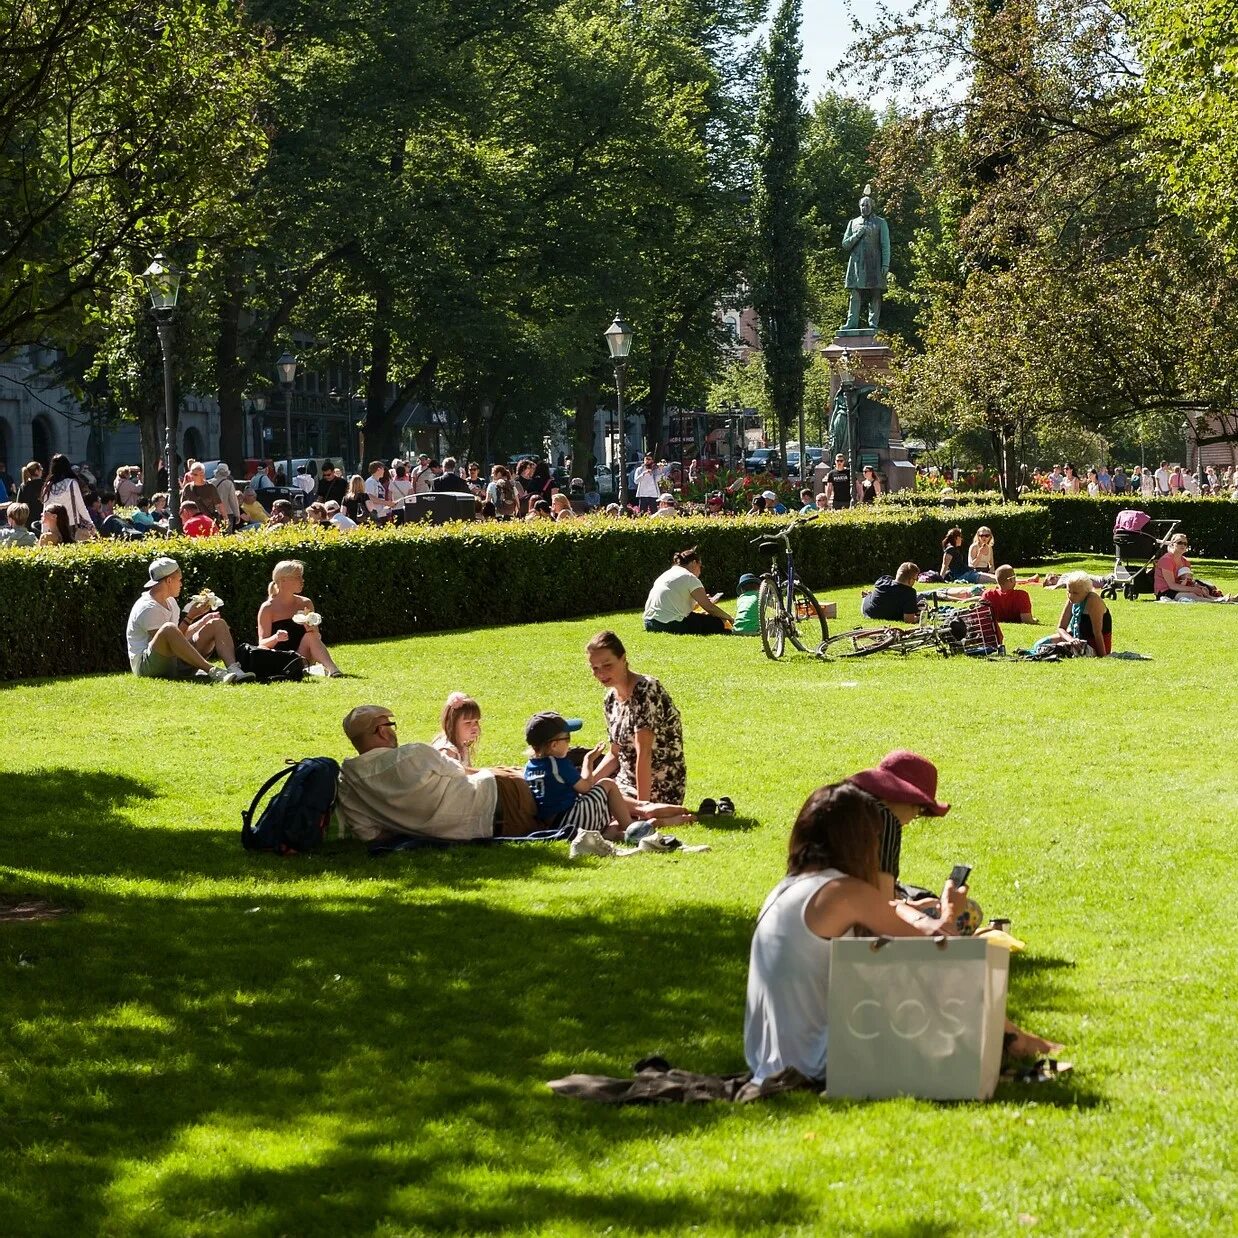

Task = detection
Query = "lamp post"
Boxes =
[1181,419,1192,488]
[141,254,185,532]
[277,352,298,487]
[481,399,493,470]
[604,313,634,509]
[245,391,267,463]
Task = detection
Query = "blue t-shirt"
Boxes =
[524,755,582,820]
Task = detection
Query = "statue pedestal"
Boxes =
[816,332,916,494]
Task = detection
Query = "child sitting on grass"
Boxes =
[523,712,697,839]
[732,573,761,635]
[432,692,482,768]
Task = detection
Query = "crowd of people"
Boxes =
[1027,461,1238,499]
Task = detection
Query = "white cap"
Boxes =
[762,489,777,502]
[144,556,180,589]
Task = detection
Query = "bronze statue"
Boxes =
[841,184,890,331]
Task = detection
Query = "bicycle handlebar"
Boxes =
[748,512,818,547]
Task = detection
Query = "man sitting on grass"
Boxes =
[125,556,254,683]
[0,502,36,548]
[337,705,543,843]
[981,565,1036,628]
[179,500,216,538]
[861,562,922,623]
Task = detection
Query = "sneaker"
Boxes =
[623,820,657,845]
[208,667,253,684]
[716,796,735,815]
[638,832,682,853]
[696,797,718,816]
[570,830,615,858]
[224,663,258,683]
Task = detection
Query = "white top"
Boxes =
[330,511,357,530]
[410,465,434,495]
[125,593,179,673]
[1154,467,1171,493]
[744,869,853,1084]
[643,565,700,624]
[634,466,661,499]
[364,475,389,516]
[388,476,415,502]
[44,477,92,526]
[216,476,241,519]
[337,743,497,842]
[294,474,316,494]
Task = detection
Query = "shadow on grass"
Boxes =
[699,813,760,832]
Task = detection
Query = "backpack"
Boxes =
[235,641,306,682]
[241,757,341,854]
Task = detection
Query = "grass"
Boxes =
[2,555,1236,1236]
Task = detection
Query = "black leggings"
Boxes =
[645,614,729,635]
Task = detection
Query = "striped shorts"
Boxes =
[561,784,613,833]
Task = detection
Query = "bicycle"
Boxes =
[819,597,1001,659]
[751,516,830,659]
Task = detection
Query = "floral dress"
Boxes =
[603,675,686,804]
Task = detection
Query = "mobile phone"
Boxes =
[948,863,972,888]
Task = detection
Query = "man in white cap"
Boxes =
[324,499,356,530]
[337,705,543,842]
[125,556,254,682]
[651,493,677,518]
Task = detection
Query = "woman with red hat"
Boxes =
[845,750,949,904]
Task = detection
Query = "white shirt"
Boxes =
[364,475,389,517]
[294,473,315,494]
[634,466,661,499]
[337,743,497,842]
[329,511,357,530]
[45,477,92,526]
[1154,467,1171,494]
[643,564,701,624]
[1140,471,1155,496]
[125,593,179,673]
[410,465,434,496]
[388,476,414,503]
[744,870,853,1084]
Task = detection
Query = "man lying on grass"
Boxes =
[337,704,545,843]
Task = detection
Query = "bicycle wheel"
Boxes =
[821,628,899,657]
[788,583,830,652]
[758,578,786,660]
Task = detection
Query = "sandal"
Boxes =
[697,797,717,816]
[717,796,735,815]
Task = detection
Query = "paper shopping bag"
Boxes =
[826,936,1010,1100]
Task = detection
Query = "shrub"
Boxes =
[1014,493,1238,556]
[878,491,1006,509]
[0,504,1051,680]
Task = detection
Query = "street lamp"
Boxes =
[481,399,493,470]
[604,313,634,509]
[277,351,298,486]
[245,391,266,462]
[1181,419,1192,487]
[141,253,185,532]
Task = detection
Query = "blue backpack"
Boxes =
[241,757,341,855]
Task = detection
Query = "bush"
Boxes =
[1014,493,1238,556]
[878,491,1006,508]
[0,504,1051,680]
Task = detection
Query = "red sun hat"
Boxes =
[847,750,950,816]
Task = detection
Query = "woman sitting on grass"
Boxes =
[256,559,342,676]
[744,782,1061,1085]
[642,546,733,635]
[36,503,74,546]
[1153,533,1236,602]
[1030,571,1111,657]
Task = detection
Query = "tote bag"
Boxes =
[826,936,1009,1100]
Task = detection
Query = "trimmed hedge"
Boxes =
[878,491,1005,508]
[0,504,1051,680]
[1013,493,1238,557]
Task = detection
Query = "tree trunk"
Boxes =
[364,290,396,458]
[572,388,597,479]
[139,404,163,496]
[215,269,246,469]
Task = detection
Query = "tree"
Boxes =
[752,0,808,465]
[0,1,266,353]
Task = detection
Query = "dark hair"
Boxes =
[672,545,700,567]
[42,503,73,544]
[750,495,767,513]
[942,526,963,549]
[586,629,626,659]
[786,783,882,884]
[41,453,74,499]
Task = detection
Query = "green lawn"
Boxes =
[2,557,1235,1236]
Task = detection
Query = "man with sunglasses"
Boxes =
[337,705,541,842]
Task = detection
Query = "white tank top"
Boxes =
[744,869,853,1084]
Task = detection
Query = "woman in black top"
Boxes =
[940,527,981,583]
[16,461,44,524]
[859,465,882,503]
[343,475,370,524]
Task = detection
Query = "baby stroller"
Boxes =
[1103,510,1180,601]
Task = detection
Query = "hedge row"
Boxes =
[0,504,1050,680]
[878,491,1005,508]
[1012,493,1238,557]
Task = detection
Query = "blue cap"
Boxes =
[737,573,759,592]
[525,712,584,748]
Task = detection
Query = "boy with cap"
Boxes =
[732,573,762,635]
[125,556,254,682]
[523,712,694,838]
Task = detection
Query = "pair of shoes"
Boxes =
[638,832,682,853]
[623,820,657,845]
[570,830,615,858]
[206,666,256,684]
[697,797,717,816]
[717,796,735,815]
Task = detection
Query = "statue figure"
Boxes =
[840,184,890,331]
[828,388,852,459]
